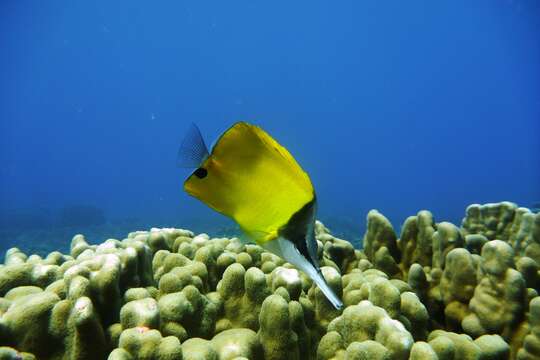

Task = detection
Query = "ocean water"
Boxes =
[1,0,539,256]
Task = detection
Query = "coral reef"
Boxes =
[0,201,539,359]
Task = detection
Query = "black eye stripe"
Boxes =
[194,167,208,179]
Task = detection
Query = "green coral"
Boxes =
[1,202,540,359]
[517,296,540,360]
[398,210,436,272]
[462,240,527,338]
[318,300,414,359]
[257,295,300,360]
[109,327,182,360]
[215,263,269,332]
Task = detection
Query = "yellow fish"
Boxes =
[178,121,343,309]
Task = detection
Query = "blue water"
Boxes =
[1,1,539,255]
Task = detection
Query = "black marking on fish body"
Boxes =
[278,195,320,270]
[194,167,208,179]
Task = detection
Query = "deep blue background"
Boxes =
[1,0,539,252]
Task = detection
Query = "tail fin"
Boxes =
[306,265,344,310]
[177,123,209,168]
[263,237,343,309]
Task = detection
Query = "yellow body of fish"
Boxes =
[181,121,343,309]
[184,122,314,243]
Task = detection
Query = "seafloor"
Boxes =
[0,201,538,359]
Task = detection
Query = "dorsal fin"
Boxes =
[177,123,210,168]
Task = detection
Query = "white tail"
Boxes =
[262,237,343,309]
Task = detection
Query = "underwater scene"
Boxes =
[1,1,539,359]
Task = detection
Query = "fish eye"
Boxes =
[194,167,208,179]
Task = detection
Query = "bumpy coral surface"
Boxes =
[0,201,539,359]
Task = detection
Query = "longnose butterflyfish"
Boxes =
[178,121,343,309]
